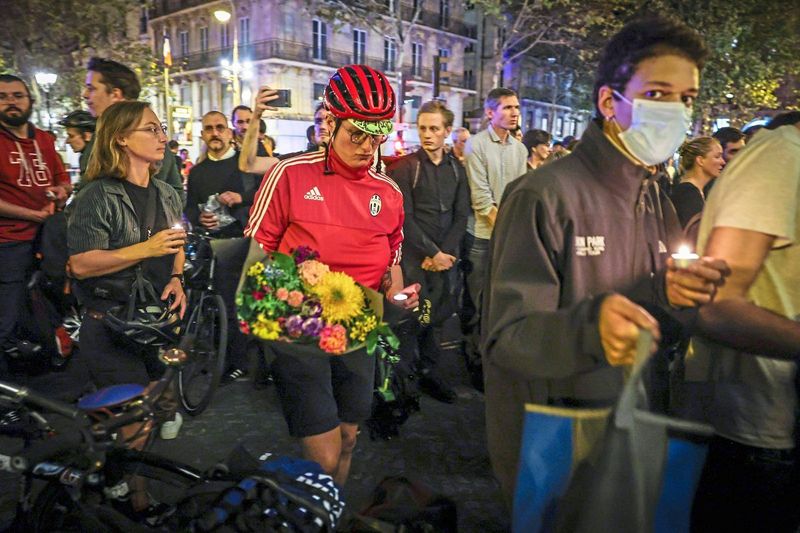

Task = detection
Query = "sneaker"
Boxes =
[160,412,183,440]
[220,367,247,386]
[418,374,457,404]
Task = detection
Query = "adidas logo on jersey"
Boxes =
[303,186,324,201]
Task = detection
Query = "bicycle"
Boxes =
[177,231,230,415]
[0,348,344,532]
[0,346,206,532]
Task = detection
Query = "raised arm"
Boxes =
[239,85,280,175]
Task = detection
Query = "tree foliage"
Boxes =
[0,0,159,113]
[475,0,799,126]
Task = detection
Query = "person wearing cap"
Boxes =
[245,65,418,485]
[59,110,96,179]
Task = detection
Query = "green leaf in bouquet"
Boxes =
[366,329,379,355]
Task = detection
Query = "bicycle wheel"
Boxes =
[178,293,227,415]
[29,448,205,532]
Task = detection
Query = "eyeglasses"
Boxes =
[345,128,387,147]
[133,124,168,137]
[0,92,30,103]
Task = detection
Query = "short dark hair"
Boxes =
[485,88,517,111]
[87,57,141,100]
[0,74,32,96]
[712,127,745,147]
[259,119,267,134]
[593,16,709,115]
[231,105,252,122]
[522,129,552,155]
[418,100,454,128]
[167,140,179,150]
[766,111,800,130]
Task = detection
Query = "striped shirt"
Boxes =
[245,149,404,290]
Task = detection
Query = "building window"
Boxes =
[221,24,230,48]
[180,85,190,105]
[412,42,423,76]
[313,83,326,102]
[239,17,250,45]
[199,27,208,52]
[464,69,474,89]
[384,39,397,72]
[412,0,421,12]
[179,30,189,56]
[556,116,564,136]
[139,5,148,35]
[353,29,366,64]
[541,116,549,132]
[438,48,450,72]
[198,82,206,115]
[439,0,450,27]
[312,19,327,60]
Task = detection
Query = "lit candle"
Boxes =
[671,245,699,269]
[172,223,184,231]
[393,293,409,302]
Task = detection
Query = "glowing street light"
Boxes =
[34,72,57,131]
[214,5,240,106]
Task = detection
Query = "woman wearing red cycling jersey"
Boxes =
[246,65,418,485]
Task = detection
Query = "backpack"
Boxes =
[365,336,420,441]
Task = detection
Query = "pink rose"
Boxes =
[318,324,347,355]
[276,287,289,301]
[287,290,304,307]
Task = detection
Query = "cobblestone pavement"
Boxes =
[0,337,509,532]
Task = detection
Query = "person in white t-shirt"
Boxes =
[679,112,800,532]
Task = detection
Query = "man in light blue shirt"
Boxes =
[462,88,528,387]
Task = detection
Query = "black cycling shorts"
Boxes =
[79,311,164,389]
[268,342,375,438]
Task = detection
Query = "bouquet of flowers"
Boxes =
[236,246,397,355]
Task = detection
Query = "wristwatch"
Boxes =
[170,273,185,285]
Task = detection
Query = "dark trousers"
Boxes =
[396,319,443,378]
[212,243,248,371]
[462,234,489,374]
[0,241,35,368]
[691,436,800,532]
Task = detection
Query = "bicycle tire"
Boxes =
[28,448,204,532]
[178,293,227,415]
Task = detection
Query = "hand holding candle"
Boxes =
[671,245,699,269]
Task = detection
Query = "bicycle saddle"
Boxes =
[78,384,146,411]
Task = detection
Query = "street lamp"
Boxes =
[214,5,241,107]
[34,72,57,131]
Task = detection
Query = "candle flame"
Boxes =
[677,245,691,256]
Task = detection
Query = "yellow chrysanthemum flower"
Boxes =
[313,271,364,323]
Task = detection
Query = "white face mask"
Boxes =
[614,91,692,166]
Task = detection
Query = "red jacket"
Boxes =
[0,123,69,242]
[245,149,404,290]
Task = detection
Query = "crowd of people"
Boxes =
[1,12,799,531]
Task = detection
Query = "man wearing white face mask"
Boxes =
[480,16,731,504]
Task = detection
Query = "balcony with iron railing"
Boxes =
[150,1,477,39]
[175,39,472,89]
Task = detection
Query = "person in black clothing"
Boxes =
[480,16,730,504]
[670,136,724,238]
[186,111,252,236]
[186,110,253,383]
[387,100,470,403]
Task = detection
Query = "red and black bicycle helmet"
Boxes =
[324,65,396,127]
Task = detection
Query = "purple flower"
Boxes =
[302,317,324,337]
[293,246,318,265]
[301,299,322,318]
[285,315,304,338]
